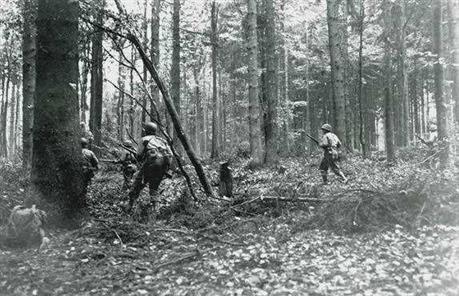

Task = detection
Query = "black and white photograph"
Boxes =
[0,0,459,294]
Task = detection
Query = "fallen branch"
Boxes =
[153,251,200,271]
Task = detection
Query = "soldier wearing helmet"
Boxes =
[118,140,138,190]
[319,124,347,184]
[127,122,173,219]
[81,137,99,189]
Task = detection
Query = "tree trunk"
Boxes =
[79,42,90,123]
[89,0,104,146]
[22,0,36,168]
[170,0,181,145]
[358,0,367,157]
[8,83,16,157]
[326,0,346,142]
[150,0,161,123]
[210,1,219,159]
[263,0,278,163]
[447,0,459,123]
[117,47,125,141]
[141,0,148,123]
[383,1,395,162]
[246,0,262,164]
[33,0,84,217]
[433,0,449,167]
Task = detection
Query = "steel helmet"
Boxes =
[80,137,89,147]
[321,123,332,132]
[143,122,158,135]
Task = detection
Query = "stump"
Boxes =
[219,161,233,197]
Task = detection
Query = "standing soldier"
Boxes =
[319,124,348,184]
[119,140,138,190]
[127,122,173,220]
[81,137,99,190]
[80,122,94,148]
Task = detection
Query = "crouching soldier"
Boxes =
[319,124,348,184]
[119,140,138,190]
[81,137,99,188]
[127,122,173,221]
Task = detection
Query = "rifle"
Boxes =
[306,134,320,146]
[415,134,433,148]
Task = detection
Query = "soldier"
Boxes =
[81,137,99,188]
[80,122,94,148]
[119,140,138,190]
[319,123,348,184]
[127,122,173,218]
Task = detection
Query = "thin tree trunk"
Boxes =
[89,0,104,146]
[358,0,367,157]
[117,46,125,141]
[141,0,148,123]
[170,0,181,145]
[210,1,219,158]
[433,0,449,167]
[246,0,262,164]
[9,83,16,157]
[150,0,161,123]
[447,0,459,123]
[326,0,346,142]
[263,0,277,163]
[22,0,36,167]
[384,1,395,162]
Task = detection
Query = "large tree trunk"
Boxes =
[357,0,367,157]
[33,0,85,216]
[150,0,161,123]
[210,1,219,159]
[326,0,346,142]
[89,0,104,146]
[79,41,90,123]
[433,0,449,167]
[170,0,181,144]
[22,0,36,168]
[246,0,262,164]
[263,0,278,163]
[383,1,395,162]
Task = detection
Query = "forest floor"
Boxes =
[1,151,459,295]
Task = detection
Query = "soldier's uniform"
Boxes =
[81,138,99,187]
[127,122,173,216]
[319,124,347,184]
[119,141,137,190]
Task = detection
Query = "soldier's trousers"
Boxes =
[128,157,168,209]
[319,151,345,180]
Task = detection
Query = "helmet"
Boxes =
[81,137,89,147]
[143,122,158,135]
[123,140,133,148]
[321,123,332,132]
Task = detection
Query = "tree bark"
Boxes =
[326,0,346,142]
[383,1,395,162]
[33,0,84,216]
[141,0,148,123]
[22,0,36,168]
[263,0,278,163]
[210,1,219,159]
[433,0,449,167]
[171,0,181,145]
[246,0,262,164]
[89,0,104,146]
[447,0,459,123]
[150,0,161,123]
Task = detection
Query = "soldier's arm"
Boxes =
[91,152,99,170]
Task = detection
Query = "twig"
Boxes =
[231,196,261,208]
[153,251,200,271]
